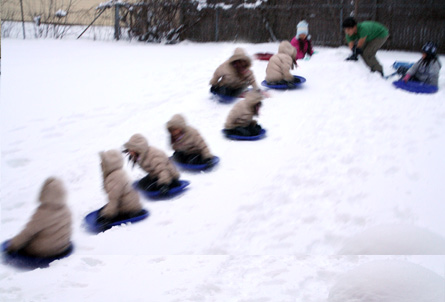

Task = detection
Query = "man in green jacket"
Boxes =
[342,17,389,76]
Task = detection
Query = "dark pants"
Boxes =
[266,77,300,88]
[98,208,146,225]
[210,85,244,97]
[225,123,262,137]
[173,151,206,165]
[8,243,73,259]
[362,36,388,74]
[138,174,181,192]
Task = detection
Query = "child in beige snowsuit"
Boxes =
[224,90,264,137]
[210,47,260,97]
[123,133,180,194]
[265,40,298,87]
[7,177,73,258]
[98,149,143,223]
[167,114,214,165]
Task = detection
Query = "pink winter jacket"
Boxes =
[224,90,264,129]
[209,48,259,90]
[290,37,314,60]
[99,150,142,218]
[124,134,179,186]
[8,177,72,257]
[265,41,297,83]
[167,114,213,160]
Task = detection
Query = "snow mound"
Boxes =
[338,224,445,254]
[329,260,445,302]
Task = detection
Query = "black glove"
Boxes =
[159,185,170,196]
[346,45,359,61]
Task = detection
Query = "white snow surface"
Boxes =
[1,38,445,301]
[328,260,445,302]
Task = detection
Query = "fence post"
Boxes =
[215,8,219,42]
[19,0,26,39]
[114,3,121,40]
[340,6,343,46]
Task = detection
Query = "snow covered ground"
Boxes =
[1,38,445,301]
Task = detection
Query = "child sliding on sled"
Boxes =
[167,114,214,165]
[401,41,441,88]
[123,133,180,195]
[265,41,298,88]
[223,90,264,137]
[6,177,73,258]
[97,150,143,224]
[210,47,260,97]
[291,20,314,60]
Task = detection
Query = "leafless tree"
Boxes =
[123,0,186,43]
[27,0,78,38]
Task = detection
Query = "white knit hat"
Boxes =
[296,20,309,37]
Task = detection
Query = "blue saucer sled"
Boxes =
[390,61,437,93]
[84,208,149,233]
[133,180,190,200]
[222,129,267,141]
[2,240,74,269]
[261,75,306,90]
[172,156,220,171]
[392,80,438,94]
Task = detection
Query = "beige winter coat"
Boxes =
[167,114,213,159]
[100,150,142,219]
[224,90,264,129]
[124,134,179,186]
[265,41,297,83]
[209,48,259,90]
[8,177,72,257]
